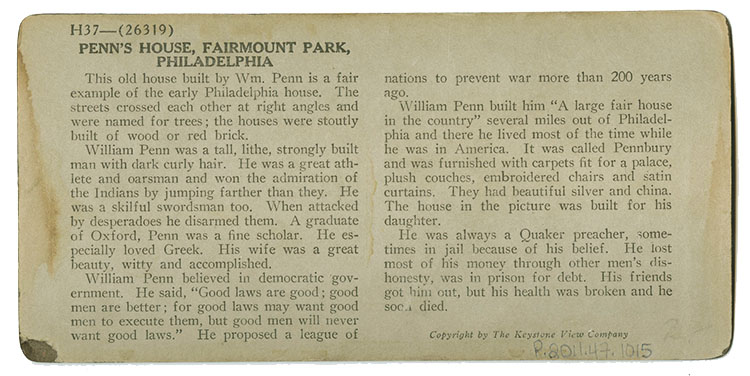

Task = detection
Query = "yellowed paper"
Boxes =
[18,12,734,362]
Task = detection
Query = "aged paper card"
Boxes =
[18,12,734,362]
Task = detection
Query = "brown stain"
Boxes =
[698,15,733,355]
[20,338,58,362]
[703,15,733,236]
[18,33,60,275]
[702,87,731,273]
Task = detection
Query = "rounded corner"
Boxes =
[698,10,732,36]
[18,14,48,45]
[711,333,734,359]
[19,337,58,363]
[19,14,42,34]
[705,10,731,26]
